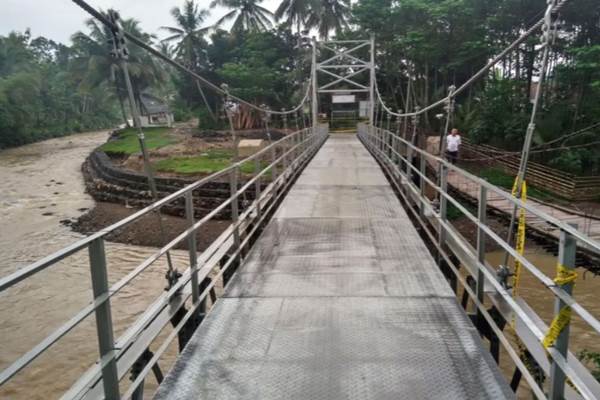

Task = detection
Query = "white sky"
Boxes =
[0,0,281,44]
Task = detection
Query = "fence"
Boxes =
[0,125,328,399]
[461,140,600,201]
[358,122,600,400]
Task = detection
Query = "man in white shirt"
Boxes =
[446,128,461,164]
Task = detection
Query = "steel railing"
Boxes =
[358,123,600,400]
[0,125,328,399]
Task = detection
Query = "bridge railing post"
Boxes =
[254,156,262,221]
[476,184,487,327]
[230,165,241,257]
[419,156,426,218]
[549,224,577,400]
[185,191,200,307]
[437,164,448,265]
[88,238,120,399]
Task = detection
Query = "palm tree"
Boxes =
[210,0,275,33]
[71,11,165,125]
[161,1,215,120]
[275,0,312,35]
[161,1,211,68]
[306,0,350,39]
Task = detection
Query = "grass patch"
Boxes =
[154,149,265,175]
[446,199,476,221]
[467,166,555,202]
[100,127,176,155]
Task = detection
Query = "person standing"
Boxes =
[446,128,461,164]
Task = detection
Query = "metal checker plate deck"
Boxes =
[154,135,514,399]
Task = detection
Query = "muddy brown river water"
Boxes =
[0,132,185,399]
[0,132,598,399]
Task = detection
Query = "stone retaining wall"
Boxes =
[83,150,260,219]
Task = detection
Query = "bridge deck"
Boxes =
[154,135,514,399]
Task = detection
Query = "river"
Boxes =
[0,132,599,399]
[0,131,185,399]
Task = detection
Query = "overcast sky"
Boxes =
[1,0,281,44]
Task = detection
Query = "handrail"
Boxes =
[0,129,308,293]
[0,125,329,395]
[359,123,600,399]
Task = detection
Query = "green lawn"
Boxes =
[470,167,555,202]
[154,149,264,175]
[100,127,176,155]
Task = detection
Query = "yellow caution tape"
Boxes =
[512,179,527,300]
[543,306,572,349]
[554,264,578,286]
[542,263,577,349]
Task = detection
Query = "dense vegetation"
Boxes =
[352,0,600,175]
[1,0,599,177]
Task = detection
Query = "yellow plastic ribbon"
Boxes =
[512,179,527,300]
[543,306,573,349]
[542,263,577,349]
[554,264,578,286]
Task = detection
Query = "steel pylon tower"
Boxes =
[312,36,376,126]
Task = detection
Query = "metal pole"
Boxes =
[548,224,577,400]
[222,84,238,163]
[88,238,120,399]
[396,109,403,167]
[419,156,426,219]
[408,106,420,180]
[402,66,412,138]
[184,192,199,306]
[438,164,448,264]
[109,11,175,275]
[439,85,456,156]
[502,0,558,268]
[476,185,487,327]
[369,35,376,127]
[311,37,319,129]
[229,166,240,253]
[254,157,262,221]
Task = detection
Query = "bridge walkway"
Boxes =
[153,135,514,399]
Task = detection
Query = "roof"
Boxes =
[139,92,170,115]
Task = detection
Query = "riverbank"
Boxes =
[71,202,230,250]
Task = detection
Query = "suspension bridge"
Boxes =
[1,0,600,399]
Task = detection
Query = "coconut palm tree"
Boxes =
[306,0,351,39]
[210,0,275,33]
[275,0,312,34]
[161,1,215,119]
[71,10,165,125]
[160,1,211,68]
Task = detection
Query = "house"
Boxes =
[139,92,174,127]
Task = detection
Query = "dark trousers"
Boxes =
[446,150,458,164]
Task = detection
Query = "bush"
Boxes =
[198,108,226,130]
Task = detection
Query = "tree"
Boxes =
[161,1,211,68]
[212,30,296,128]
[275,0,313,34]
[306,0,351,39]
[0,30,120,149]
[161,0,215,119]
[71,10,165,125]
[210,0,275,33]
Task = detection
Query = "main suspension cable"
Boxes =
[374,0,571,118]
[71,0,311,115]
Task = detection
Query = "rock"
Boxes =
[42,212,54,216]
